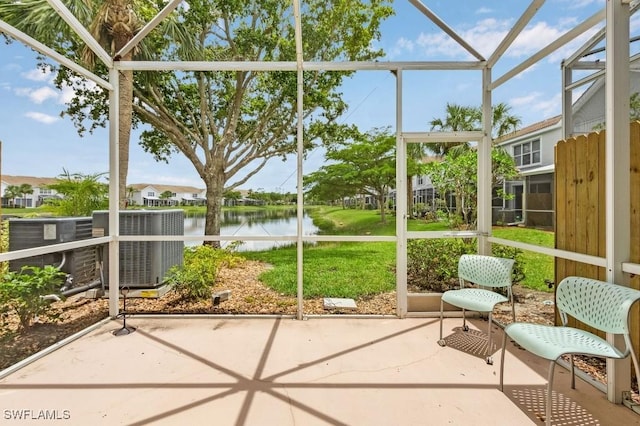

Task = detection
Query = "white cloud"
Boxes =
[22,67,53,83]
[388,36,415,58]
[530,92,562,117]
[476,7,492,15]
[563,0,599,10]
[24,111,59,124]
[59,84,77,104]
[509,92,543,108]
[410,14,598,63]
[2,63,21,72]
[415,18,512,59]
[28,86,59,104]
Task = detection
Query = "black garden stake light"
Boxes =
[113,286,136,336]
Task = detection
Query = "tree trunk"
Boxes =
[203,161,225,247]
[407,175,414,217]
[110,0,136,209]
[378,193,386,224]
[118,67,133,209]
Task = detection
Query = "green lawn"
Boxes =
[244,206,556,296]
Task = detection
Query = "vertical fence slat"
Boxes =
[629,122,640,358]
[598,130,607,282]
[575,134,589,281]
[555,124,639,353]
[555,140,567,288]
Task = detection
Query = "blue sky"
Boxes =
[0,0,626,193]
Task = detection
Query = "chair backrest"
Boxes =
[556,276,640,334]
[458,254,514,289]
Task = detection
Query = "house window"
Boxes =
[529,182,551,193]
[172,192,177,197]
[40,188,52,195]
[192,193,198,198]
[147,191,155,197]
[513,139,541,167]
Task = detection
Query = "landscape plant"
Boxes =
[0,265,67,329]
[165,245,245,300]
[44,169,109,216]
[406,239,525,293]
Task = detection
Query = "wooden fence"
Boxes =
[555,122,640,357]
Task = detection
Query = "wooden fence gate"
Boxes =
[555,122,640,358]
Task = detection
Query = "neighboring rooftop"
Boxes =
[495,115,562,144]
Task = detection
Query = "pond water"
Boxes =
[184,209,319,251]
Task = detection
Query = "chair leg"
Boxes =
[499,330,507,392]
[629,336,640,393]
[546,360,556,426]
[486,312,494,365]
[438,298,446,346]
[462,308,469,331]
[510,299,516,324]
[570,354,575,389]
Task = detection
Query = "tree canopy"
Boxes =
[425,147,519,227]
[1,0,394,241]
[45,169,108,216]
[304,127,423,223]
[428,102,521,156]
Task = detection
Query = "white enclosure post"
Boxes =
[395,69,407,318]
[293,0,304,320]
[108,68,120,318]
[605,0,631,403]
[478,67,492,255]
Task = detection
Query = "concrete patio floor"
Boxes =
[1,316,639,425]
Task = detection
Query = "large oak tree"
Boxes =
[1,0,393,242]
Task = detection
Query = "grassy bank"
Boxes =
[243,206,556,295]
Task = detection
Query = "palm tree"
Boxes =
[427,102,521,220]
[428,103,482,156]
[4,185,21,208]
[406,142,428,217]
[491,102,521,138]
[5,184,34,208]
[0,1,191,209]
[428,102,521,156]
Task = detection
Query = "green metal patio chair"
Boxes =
[499,276,640,426]
[438,254,516,365]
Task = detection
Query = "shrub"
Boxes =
[407,239,473,292]
[0,220,8,276]
[165,245,244,300]
[0,265,66,329]
[407,239,525,293]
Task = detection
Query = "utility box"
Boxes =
[8,217,98,287]
[92,210,184,288]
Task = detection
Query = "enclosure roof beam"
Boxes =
[565,2,640,67]
[46,0,112,68]
[402,131,484,143]
[565,53,640,91]
[0,20,112,90]
[564,27,605,67]
[116,0,183,60]
[490,7,605,90]
[116,60,486,72]
[487,0,545,67]
[409,0,485,61]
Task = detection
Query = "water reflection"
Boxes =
[184,209,319,251]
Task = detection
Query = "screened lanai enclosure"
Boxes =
[2,0,640,415]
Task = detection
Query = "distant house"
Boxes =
[1,175,61,208]
[127,183,206,207]
[494,116,561,228]
[494,71,640,229]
